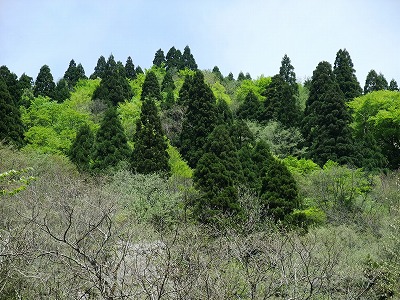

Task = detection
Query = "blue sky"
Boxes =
[1,0,399,85]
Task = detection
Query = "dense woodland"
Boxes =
[1,46,400,299]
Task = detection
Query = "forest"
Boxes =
[1,45,400,299]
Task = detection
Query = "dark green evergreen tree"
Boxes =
[69,124,94,172]
[53,78,70,103]
[227,72,234,81]
[237,71,246,81]
[161,90,175,110]
[141,71,162,102]
[236,91,262,121]
[92,55,133,106]
[18,73,33,91]
[125,56,136,80]
[216,99,233,126]
[177,74,193,105]
[0,66,21,104]
[33,65,55,98]
[165,46,182,71]
[135,65,144,75]
[260,159,299,221]
[333,49,362,101]
[212,66,224,81]
[180,70,218,168]
[0,78,24,147]
[245,73,252,80]
[153,49,166,67]
[18,73,33,107]
[116,61,126,78]
[262,74,300,127]
[364,70,388,94]
[249,140,274,191]
[131,97,170,175]
[64,59,86,89]
[92,108,130,171]
[302,61,355,166]
[161,71,175,92]
[90,55,107,79]
[193,125,243,224]
[181,45,198,70]
[279,54,298,95]
[389,79,399,91]
[230,119,255,150]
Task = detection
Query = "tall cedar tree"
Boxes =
[33,65,55,98]
[0,78,24,147]
[236,91,262,121]
[212,66,224,81]
[63,59,87,89]
[262,74,300,127]
[216,99,233,126]
[193,125,243,224]
[92,108,130,171]
[90,55,107,79]
[153,49,166,67]
[237,72,246,81]
[364,70,388,94]
[333,49,362,101]
[131,97,170,175]
[302,61,355,166]
[389,79,399,91]
[135,66,144,75]
[279,54,298,95]
[92,55,133,106]
[69,124,94,172]
[141,71,162,102]
[54,78,70,103]
[180,70,218,168]
[0,66,22,105]
[165,46,182,71]
[125,56,136,80]
[161,71,175,93]
[177,74,193,105]
[260,159,299,221]
[182,46,198,70]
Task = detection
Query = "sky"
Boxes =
[1,0,399,84]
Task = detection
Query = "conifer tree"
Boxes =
[161,90,175,110]
[64,59,86,89]
[165,46,182,71]
[90,55,107,79]
[153,49,166,67]
[92,108,130,171]
[69,124,94,172]
[131,97,170,175]
[33,65,55,98]
[333,49,362,101]
[364,70,388,94]
[260,159,299,221]
[0,78,24,147]
[125,56,136,80]
[262,74,300,127]
[0,66,21,104]
[279,54,298,95]
[237,71,246,81]
[193,124,243,224]
[212,66,224,81]
[92,55,133,106]
[245,73,252,80]
[18,73,33,91]
[141,71,162,102]
[54,78,70,103]
[161,71,175,93]
[236,91,262,121]
[182,45,198,70]
[177,74,193,105]
[216,99,233,126]
[135,66,144,75]
[180,70,218,168]
[302,61,355,166]
[389,79,399,91]
[227,72,234,81]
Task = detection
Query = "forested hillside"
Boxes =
[1,46,400,299]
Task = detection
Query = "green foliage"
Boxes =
[389,79,399,91]
[364,70,388,94]
[212,66,224,81]
[92,108,131,172]
[235,76,271,103]
[63,59,87,89]
[302,61,355,166]
[153,48,166,67]
[236,91,262,121]
[21,96,94,154]
[0,167,36,196]
[0,65,23,105]
[0,79,25,147]
[141,70,162,102]
[262,74,300,127]
[216,99,233,126]
[90,55,107,79]
[181,45,198,70]
[165,46,182,71]
[211,81,232,105]
[69,124,94,172]
[118,97,142,141]
[33,65,55,98]
[247,120,306,158]
[288,207,327,229]
[53,78,71,103]
[333,49,362,101]
[161,71,175,93]
[282,156,320,176]
[180,70,218,168]
[131,97,170,175]
[193,125,243,225]
[260,158,299,221]
[125,56,136,80]
[167,144,193,179]
[349,90,400,169]
[279,54,298,95]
